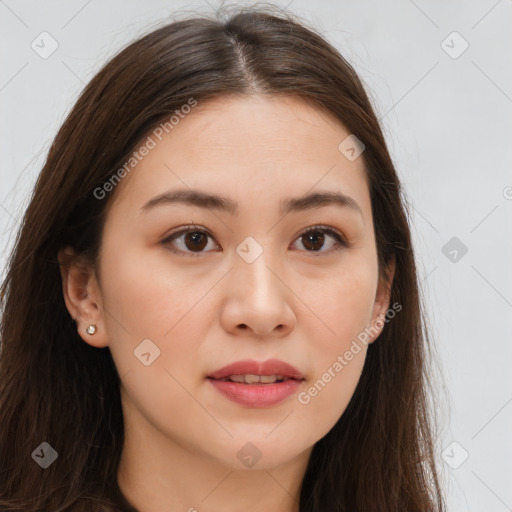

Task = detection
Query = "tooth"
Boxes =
[224,374,291,384]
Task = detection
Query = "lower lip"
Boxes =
[208,378,303,407]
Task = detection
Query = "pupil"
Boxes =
[303,231,324,251]
[185,232,207,251]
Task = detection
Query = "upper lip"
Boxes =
[207,358,305,380]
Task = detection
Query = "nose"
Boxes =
[219,246,296,338]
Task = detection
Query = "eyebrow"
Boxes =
[140,188,363,217]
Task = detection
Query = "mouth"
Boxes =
[207,358,305,381]
[206,359,305,407]
[208,374,302,384]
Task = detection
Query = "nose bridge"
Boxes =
[234,236,280,301]
[223,235,294,336]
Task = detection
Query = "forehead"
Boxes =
[108,94,371,223]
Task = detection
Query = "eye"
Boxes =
[161,225,219,258]
[161,224,349,257]
[290,226,349,254]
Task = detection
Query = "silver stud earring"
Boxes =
[86,325,97,335]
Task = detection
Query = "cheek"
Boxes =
[99,246,213,441]
[295,344,367,446]
[291,260,375,430]
[99,243,213,377]
[101,238,209,326]
[301,258,377,351]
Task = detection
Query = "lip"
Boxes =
[207,358,304,380]
[207,358,305,408]
[208,379,303,407]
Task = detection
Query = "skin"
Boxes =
[59,94,395,512]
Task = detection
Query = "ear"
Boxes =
[58,246,109,348]
[368,254,396,344]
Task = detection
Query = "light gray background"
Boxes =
[1,1,511,510]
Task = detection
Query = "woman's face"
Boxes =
[62,94,393,472]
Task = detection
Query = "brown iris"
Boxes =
[184,231,209,251]
[301,230,325,251]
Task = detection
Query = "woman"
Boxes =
[0,5,446,511]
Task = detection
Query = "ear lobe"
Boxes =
[58,246,109,348]
[368,254,396,344]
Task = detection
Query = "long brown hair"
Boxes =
[0,4,446,511]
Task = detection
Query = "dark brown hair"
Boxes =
[0,4,446,511]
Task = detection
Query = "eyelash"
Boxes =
[160,224,349,258]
